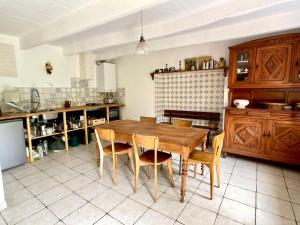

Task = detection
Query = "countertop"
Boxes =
[0,103,124,121]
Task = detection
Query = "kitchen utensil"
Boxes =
[233,99,249,109]
[104,98,114,104]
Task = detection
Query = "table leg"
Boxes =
[201,137,207,176]
[180,149,189,203]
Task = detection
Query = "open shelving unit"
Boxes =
[25,104,122,163]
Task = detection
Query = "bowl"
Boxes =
[262,102,288,111]
[233,99,249,109]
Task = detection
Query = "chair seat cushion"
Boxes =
[140,150,172,164]
[104,143,132,154]
[189,150,212,163]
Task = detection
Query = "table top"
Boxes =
[101,120,209,153]
[0,103,124,121]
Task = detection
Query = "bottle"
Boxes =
[37,140,44,158]
[43,140,48,156]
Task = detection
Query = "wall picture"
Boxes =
[184,57,197,71]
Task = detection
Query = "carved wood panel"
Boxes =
[271,121,300,154]
[292,42,300,83]
[227,116,266,153]
[255,44,292,84]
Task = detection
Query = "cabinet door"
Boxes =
[229,48,253,87]
[291,41,300,83]
[227,116,267,154]
[97,63,116,92]
[254,44,292,84]
[270,120,300,161]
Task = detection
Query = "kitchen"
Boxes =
[0,1,300,225]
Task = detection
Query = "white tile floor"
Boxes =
[1,141,300,225]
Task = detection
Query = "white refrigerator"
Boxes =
[0,119,27,170]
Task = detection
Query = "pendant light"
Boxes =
[136,10,149,55]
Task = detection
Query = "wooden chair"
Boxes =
[95,128,134,185]
[132,133,174,203]
[172,119,192,174]
[140,116,157,123]
[188,132,225,199]
[172,119,192,127]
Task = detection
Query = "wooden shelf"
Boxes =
[67,127,85,132]
[150,68,228,80]
[30,132,64,140]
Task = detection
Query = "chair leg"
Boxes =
[178,155,182,175]
[216,160,221,188]
[128,151,135,174]
[194,162,197,178]
[96,144,100,167]
[147,165,151,178]
[134,165,140,193]
[154,164,158,203]
[210,165,214,200]
[167,160,175,187]
[99,153,104,179]
[112,155,118,185]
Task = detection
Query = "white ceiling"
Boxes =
[0,0,98,36]
[0,0,299,58]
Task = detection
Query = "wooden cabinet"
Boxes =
[270,120,300,163]
[229,33,300,88]
[225,33,300,165]
[225,111,300,165]
[254,44,292,84]
[226,116,267,155]
[291,41,300,83]
[229,48,253,87]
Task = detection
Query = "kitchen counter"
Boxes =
[0,103,125,163]
[0,103,124,121]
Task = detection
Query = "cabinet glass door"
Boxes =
[236,51,250,82]
[229,48,253,87]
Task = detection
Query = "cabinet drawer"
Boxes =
[270,111,300,120]
[227,108,268,117]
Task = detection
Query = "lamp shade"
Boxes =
[136,35,149,55]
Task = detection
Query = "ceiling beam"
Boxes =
[94,8,300,60]
[62,0,295,55]
[19,0,172,49]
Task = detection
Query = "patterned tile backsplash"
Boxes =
[0,78,125,113]
[155,69,225,126]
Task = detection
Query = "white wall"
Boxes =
[0,34,79,89]
[111,40,237,120]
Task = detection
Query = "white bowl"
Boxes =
[233,99,249,109]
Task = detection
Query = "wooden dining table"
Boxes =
[100,119,209,202]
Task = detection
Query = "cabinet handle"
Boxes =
[296,60,299,66]
[256,64,258,68]
[267,132,271,138]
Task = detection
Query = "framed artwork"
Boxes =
[184,57,197,71]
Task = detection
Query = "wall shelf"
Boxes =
[150,68,228,80]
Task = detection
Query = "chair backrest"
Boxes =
[211,132,225,162]
[95,128,115,156]
[140,116,157,123]
[132,133,159,165]
[172,119,192,127]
